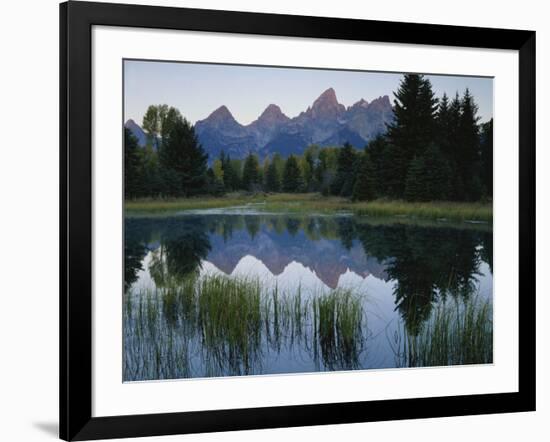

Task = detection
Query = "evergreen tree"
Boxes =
[212,159,225,193]
[352,152,376,201]
[124,128,142,198]
[265,160,280,192]
[446,92,464,200]
[230,159,243,189]
[282,155,303,192]
[261,157,270,188]
[331,142,357,196]
[219,150,226,165]
[423,144,451,200]
[159,113,208,196]
[161,168,181,196]
[385,74,438,197]
[480,119,493,198]
[220,151,239,191]
[436,93,452,156]
[404,155,428,202]
[302,147,316,191]
[458,89,482,200]
[418,77,439,139]
[367,135,390,197]
[241,153,261,191]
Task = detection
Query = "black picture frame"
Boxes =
[60,1,536,440]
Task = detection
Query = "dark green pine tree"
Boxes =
[423,144,451,200]
[404,155,428,202]
[282,155,304,193]
[446,93,464,200]
[264,160,280,192]
[241,153,260,191]
[331,142,357,196]
[480,118,493,198]
[418,77,439,141]
[458,88,482,201]
[385,74,438,198]
[220,151,239,191]
[303,148,316,190]
[366,135,390,197]
[436,93,452,155]
[352,151,376,201]
[159,111,208,197]
[124,128,143,198]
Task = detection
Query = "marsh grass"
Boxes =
[197,275,262,373]
[393,298,493,368]
[125,193,492,223]
[124,274,368,380]
[124,274,493,381]
[313,290,365,370]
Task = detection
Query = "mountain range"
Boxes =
[125,87,394,160]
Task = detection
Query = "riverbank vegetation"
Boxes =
[125,74,493,205]
[125,193,492,222]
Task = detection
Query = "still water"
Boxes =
[124,212,493,381]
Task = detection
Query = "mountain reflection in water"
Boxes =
[124,214,493,381]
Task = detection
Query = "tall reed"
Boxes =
[393,297,493,368]
[124,274,368,380]
[313,290,365,370]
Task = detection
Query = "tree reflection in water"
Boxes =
[124,214,492,380]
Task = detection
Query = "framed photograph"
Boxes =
[60,1,536,440]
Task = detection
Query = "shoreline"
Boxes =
[124,193,492,224]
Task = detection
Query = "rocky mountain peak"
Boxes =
[205,105,236,123]
[309,87,346,118]
[349,98,369,110]
[257,104,289,124]
[312,87,338,106]
[368,95,392,111]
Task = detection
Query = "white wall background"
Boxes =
[0,0,547,441]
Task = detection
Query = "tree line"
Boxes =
[125,74,493,202]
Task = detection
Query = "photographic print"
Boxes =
[123,60,494,382]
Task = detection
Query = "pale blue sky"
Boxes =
[124,60,493,126]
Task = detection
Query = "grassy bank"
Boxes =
[125,193,492,223]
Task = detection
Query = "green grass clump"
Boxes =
[313,290,365,370]
[125,193,492,223]
[395,298,493,368]
[196,275,262,373]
